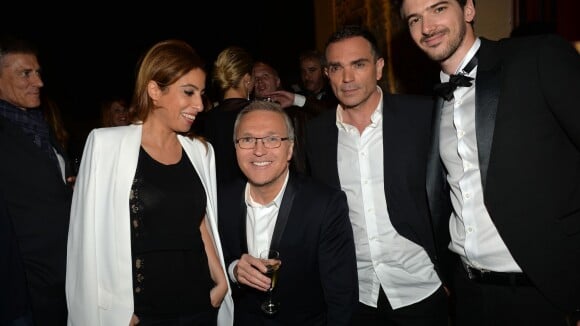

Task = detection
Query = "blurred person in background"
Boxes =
[196,46,254,187]
[0,34,73,326]
[100,96,130,127]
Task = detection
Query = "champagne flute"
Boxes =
[259,249,281,315]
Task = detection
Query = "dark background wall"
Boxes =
[1,2,316,156]
[3,1,577,158]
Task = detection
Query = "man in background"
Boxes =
[0,35,73,325]
[294,50,338,110]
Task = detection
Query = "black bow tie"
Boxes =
[433,74,474,101]
[433,51,479,101]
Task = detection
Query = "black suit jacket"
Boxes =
[218,172,358,325]
[305,92,453,285]
[0,115,72,325]
[426,35,580,313]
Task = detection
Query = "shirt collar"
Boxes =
[336,86,383,130]
[245,170,289,208]
[440,37,481,82]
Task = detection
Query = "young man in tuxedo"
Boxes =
[397,0,580,324]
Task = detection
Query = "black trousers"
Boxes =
[137,309,218,326]
[351,285,449,326]
[452,263,571,326]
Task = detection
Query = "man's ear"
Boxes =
[286,139,294,163]
[464,0,476,24]
[375,58,385,81]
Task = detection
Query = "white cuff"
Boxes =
[228,259,240,283]
[293,94,306,107]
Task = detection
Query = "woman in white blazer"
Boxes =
[66,40,233,326]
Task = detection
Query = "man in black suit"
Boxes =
[253,60,334,175]
[397,0,580,325]
[305,25,450,326]
[0,36,73,325]
[294,49,338,112]
[218,100,358,325]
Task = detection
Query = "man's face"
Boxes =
[252,63,280,98]
[110,101,129,126]
[401,0,474,63]
[325,36,383,110]
[235,110,293,193]
[300,58,325,94]
[0,53,43,109]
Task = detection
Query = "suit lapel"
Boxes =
[475,39,501,190]
[426,97,445,213]
[270,173,297,251]
[239,188,249,254]
[320,114,341,188]
[382,95,391,198]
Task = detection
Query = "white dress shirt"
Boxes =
[228,171,289,281]
[336,87,440,309]
[440,38,522,273]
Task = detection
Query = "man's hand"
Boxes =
[234,253,273,291]
[265,90,295,109]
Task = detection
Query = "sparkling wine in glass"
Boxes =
[260,249,281,315]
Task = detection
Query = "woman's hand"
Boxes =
[129,314,140,325]
[210,281,228,308]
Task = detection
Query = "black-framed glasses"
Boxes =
[235,136,291,149]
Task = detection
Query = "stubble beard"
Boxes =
[426,24,466,63]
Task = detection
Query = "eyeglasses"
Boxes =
[235,136,291,149]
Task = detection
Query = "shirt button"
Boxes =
[465,193,471,199]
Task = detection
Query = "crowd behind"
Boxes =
[1,0,579,325]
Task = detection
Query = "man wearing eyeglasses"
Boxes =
[217,100,358,325]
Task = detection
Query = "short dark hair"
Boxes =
[298,49,326,68]
[325,25,382,60]
[0,35,38,65]
[392,0,474,17]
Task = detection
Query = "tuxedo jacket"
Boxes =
[426,35,580,313]
[65,125,233,326]
[0,115,72,325]
[305,92,453,284]
[218,172,358,325]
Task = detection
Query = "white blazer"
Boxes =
[66,124,233,326]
